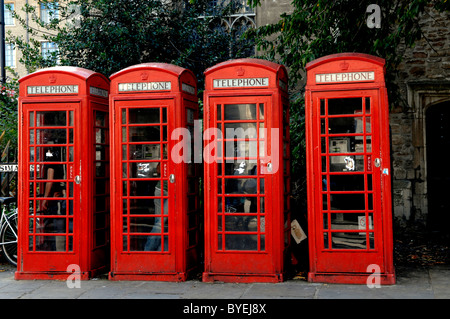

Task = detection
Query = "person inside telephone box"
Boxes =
[128,147,168,252]
[38,129,67,251]
[221,161,259,250]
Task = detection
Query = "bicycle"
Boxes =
[0,197,18,266]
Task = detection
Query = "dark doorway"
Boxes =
[426,100,450,233]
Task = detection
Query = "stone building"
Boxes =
[391,4,450,232]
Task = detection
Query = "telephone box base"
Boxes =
[308,272,396,285]
[108,271,187,282]
[202,272,284,283]
[15,271,91,281]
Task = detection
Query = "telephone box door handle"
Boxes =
[75,175,81,184]
[169,174,175,183]
[374,158,381,168]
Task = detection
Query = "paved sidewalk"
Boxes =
[0,263,449,299]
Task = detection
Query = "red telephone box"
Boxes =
[108,63,201,281]
[16,67,110,280]
[202,58,290,283]
[305,53,395,284]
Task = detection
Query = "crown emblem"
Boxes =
[140,72,149,81]
[236,67,245,76]
[340,61,349,71]
[48,74,57,83]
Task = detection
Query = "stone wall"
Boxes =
[391,5,450,228]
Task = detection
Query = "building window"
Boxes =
[4,3,14,26]
[6,43,15,68]
[40,1,59,24]
[41,41,58,60]
[207,0,256,57]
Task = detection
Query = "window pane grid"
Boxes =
[120,106,169,252]
[320,97,376,251]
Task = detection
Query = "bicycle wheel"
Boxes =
[1,212,18,266]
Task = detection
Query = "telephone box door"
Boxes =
[206,95,272,274]
[24,105,81,267]
[112,98,176,273]
[311,90,386,273]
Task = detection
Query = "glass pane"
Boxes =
[329,155,364,172]
[324,233,329,248]
[95,162,107,177]
[365,97,371,114]
[224,123,258,139]
[35,218,66,233]
[355,117,371,134]
[30,112,35,126]
[330,213,364,230]
[129,198,162,215]
[36,111,66,126]
[225,216,259,233]
[328,117,363,134]
[28,148,35,162]
[38,164,67,180]
[128,108,160,124]
[36,129,67,144]
[331,232,367,249]
[95,145,108,160]
[225,140,258,158]
[225,234,257,250]
[223,196,258,213]
[224,178,257,194]
[330,193,365,211]
[128,180,161,197]
[36,199,67,215]
[224,104,257,121]
[35,236,67,251]
[186,109,194,124]
[328,98,362,115]
[127,234,168,252]
[323,213,328,229]
[129,126,161,142]
[121,109,126,124]
[129,144,161,160]
[95,111,105,126]
[129,162,160,178]
[259,103,264,119]
[217,104,221,121]
[36,146,66,162]
[329,174,365,191]
[224,160,257,175]
[95,128,107,143]
[29,129,35,144]
[129,217,157,233]
[162,108,167,123]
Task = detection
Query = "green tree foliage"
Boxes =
[246,0,449,204]
[0,78,19,152]
[8,0,254,90]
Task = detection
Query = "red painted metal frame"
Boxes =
[16,67,110,280]
[202,58,290,283]
[305,53,395,284]
[108,63,200,281]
